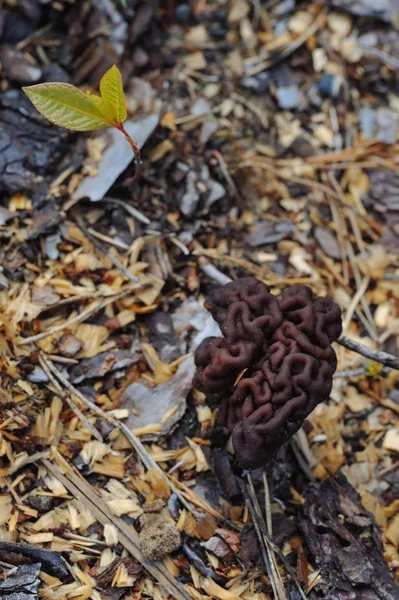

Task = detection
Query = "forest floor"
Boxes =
[1,0,399,598]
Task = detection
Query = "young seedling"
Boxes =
[23,64,141,179]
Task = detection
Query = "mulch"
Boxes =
[1,0,399,598]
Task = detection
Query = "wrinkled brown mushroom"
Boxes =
[194,277,342,469]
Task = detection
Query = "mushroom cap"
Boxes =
[194,277,342,469]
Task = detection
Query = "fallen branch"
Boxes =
[337,335,399,371]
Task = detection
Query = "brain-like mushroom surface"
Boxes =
[194,277,342,469]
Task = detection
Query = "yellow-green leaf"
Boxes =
[22,83,111,131]
[99,64,127,124]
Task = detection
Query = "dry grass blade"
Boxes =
[42,459,192,600]
[73,211,139,283]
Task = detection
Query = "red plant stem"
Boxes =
[115,122,142,182]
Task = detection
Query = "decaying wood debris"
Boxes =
[1,0,399,598]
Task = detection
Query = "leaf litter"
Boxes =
[1,0,399,598]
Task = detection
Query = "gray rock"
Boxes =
[320,0,399,23]
[0,47,42,84]
[376,108,398,144]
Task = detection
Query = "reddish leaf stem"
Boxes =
[115,122,142,182]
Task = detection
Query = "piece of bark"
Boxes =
[299,472,399,599]
[0,543,68,579]
[0,563,40,599]
[120,357,195,441]
[0,90,70,194]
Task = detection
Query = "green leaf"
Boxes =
[99,64,127,124]
[22,82,111,131]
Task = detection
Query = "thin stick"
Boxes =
[38,354,103,442]
[263,471,273,537]
[341,276,370,335]
[246,475,309,600]
[243,478,280,600]
[337,335,399,371]
[247,475,285,600]
[74,212,139,283]
[104,197,150,225]
[18,286,137,345]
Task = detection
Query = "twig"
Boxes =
[18,286,139,345]
[167,473,241,532]
[246,475,309,600]
[248,8,326,73]
[212,150,241,200]
[38,354,103,442]
[334,367,367,379]
[198,260,233,286]
[73,212,139,283]
[263,471,272,536]
[37,286,139,314]
[289,439,316,483]
[87,228,130,251]
[337,335,399,371]
[341,276,370,335]
[104,197,151,225]
[243,478,281,600]
[231,92,269,129]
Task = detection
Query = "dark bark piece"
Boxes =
[0,542,69,579]
[194,277,342,469]
[0,563,40,599]
[0,90,70,195]
[299,473,399,600]
[69,348,141,383]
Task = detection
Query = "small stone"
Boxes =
[140,516,181,560]
[359,106,377,139]
[288,11,313,34]
[214,9,228,22]
[133,45,150,68]
[327,11,353,38]
[275,0,295,16]
[241,72,270,95]
[41,63,70,83]
[176,3,191,23]
[27,366,49,384]
[0,47,42,84]
[181,171,200,217]
[319,73,344,98]
[341,37,362,63]
[57,334,83,358]
[209,23,227,40]
[29,495,55,513]
[276,85,302,110]
[376,108,398,145]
